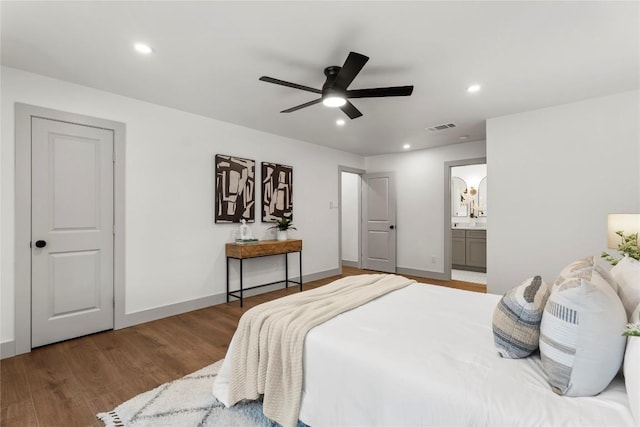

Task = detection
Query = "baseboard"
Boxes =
[301,267,341,283]
[341,260,359,268]
[1,340,16,359]
[452,264,487,273]
[119,268,342,330]
[396,267,448,281]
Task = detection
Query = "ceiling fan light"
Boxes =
[323,96,347,108]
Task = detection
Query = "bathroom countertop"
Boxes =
[452,225,487,230]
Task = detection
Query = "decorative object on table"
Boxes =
[269,218,296,241]
[238,219,254,240]
[215,154,255,223]
[234,239,259,245]
[601,213,640,265]
[262,162,293,222]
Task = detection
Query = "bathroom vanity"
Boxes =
[452,227,486,272]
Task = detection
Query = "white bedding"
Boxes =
[215,282,635,426]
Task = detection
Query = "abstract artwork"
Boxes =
[215,154,255,223]
[262,162,293,222]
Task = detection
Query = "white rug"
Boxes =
[451,269,487,284]
[97,360,278,427]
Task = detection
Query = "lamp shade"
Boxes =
[607,214,640,249]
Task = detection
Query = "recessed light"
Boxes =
[403,144,411,149]
[467,84,481,93]
[336,119,346,126]
[134,43,153,55]
[459,135,469,140]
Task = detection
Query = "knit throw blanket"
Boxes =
[225,274,415,427]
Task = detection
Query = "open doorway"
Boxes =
[443,158,487,283]
[338,167,365,271]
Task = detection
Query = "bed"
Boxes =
[213,274,636,426]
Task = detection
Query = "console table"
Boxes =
[225,239,302,307]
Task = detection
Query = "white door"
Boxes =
[31,117,114,347]
[362,172,396,273]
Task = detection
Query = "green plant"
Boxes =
[601,231,639,265]
[623,322,640,337]
[268,218,297,231]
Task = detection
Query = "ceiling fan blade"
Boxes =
[340,101,363,119]
[333,52,369,89]
[347,86,414,98]
[281,98,323,113]
[259,76,322,94]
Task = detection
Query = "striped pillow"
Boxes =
[492,276,550,359]
[540,271,627,396]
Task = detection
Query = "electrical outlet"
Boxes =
[431,256,436,263]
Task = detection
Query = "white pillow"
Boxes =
[540,270,627,396]
[553,256,618,293]
[624,304,640,425]
[611,257,640,320]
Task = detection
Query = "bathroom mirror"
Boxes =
[478,176,487,217]
[451,176,468,217]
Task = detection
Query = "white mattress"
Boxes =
[215,282,635,426]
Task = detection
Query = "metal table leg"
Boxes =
[285,252,289,288]
[240,258,244,307]
[299,251,303,291]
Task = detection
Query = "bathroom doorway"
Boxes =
[443,158,487,283]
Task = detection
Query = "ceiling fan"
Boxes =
[259,51,414,119]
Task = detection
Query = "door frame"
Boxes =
[443,157,486,281]
[338,166,365,273]
[14,103,126,355]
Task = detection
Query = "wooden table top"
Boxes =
[225,239,302,259]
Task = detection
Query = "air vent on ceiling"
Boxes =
[426,123,457,132]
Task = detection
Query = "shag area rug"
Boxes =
[97,359,279,427]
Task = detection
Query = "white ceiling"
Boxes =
[2,1,638,156]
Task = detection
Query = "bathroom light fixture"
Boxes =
[467,84,481,93]
[134,43,153,54]
[403,144,411,149]
[336,119,346,126]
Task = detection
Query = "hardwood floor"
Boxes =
[0,267,485,426]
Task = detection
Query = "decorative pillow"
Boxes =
[624,304,640,425]
[553,256,619,293]
[540,270,627,396]
[492,276,550,358]
[611,256,640,320]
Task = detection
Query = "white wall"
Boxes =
[0,66,365,346]
[487,90,640,295]
[341,172,359,263]
[365,141,486,275]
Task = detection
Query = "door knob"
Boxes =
[389,225,395,230]
[35,240,47,248]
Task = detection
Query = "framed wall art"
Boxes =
[215,154,255,223]
[262,162,293,222]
